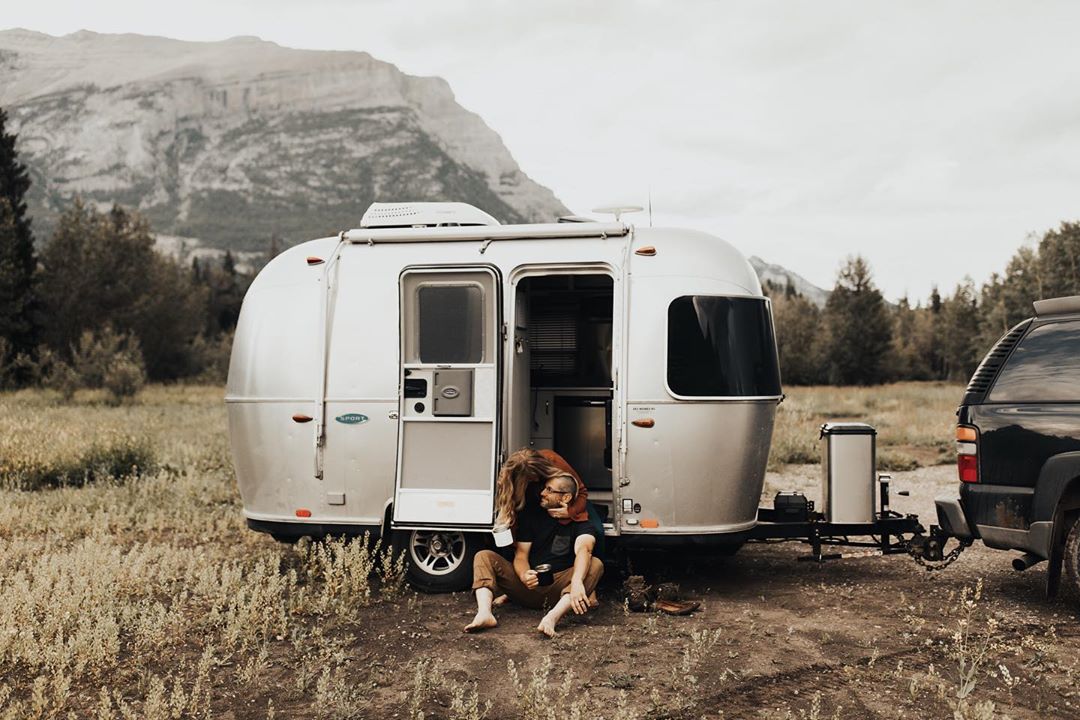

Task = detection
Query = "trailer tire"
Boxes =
[396,529,482,593]
[1064,513,1080,600]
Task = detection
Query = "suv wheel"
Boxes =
[1065,514,1080,599]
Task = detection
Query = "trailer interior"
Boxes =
[514,273,615,527]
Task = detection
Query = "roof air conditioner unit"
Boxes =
[360,202,500,229]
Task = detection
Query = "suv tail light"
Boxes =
[956,425,979,482]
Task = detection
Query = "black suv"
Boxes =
[935,295,1080,598]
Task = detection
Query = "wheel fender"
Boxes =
[1035,453,1080,598]
[1033,452,1080,523]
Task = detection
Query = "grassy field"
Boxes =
[0,386,410,719]
[769,382,964,471]
[3,381,1074,720]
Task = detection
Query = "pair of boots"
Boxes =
[622,575,700,615]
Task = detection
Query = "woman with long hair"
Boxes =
[493,448,589,529]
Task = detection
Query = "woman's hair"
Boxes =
[493,449,565,526]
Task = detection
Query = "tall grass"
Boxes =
[768,382,964,470]
[0,385,403,719]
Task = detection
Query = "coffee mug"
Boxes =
[534,563,554,586]
[492,524,513,547]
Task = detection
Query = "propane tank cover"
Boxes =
[820,422,877,524]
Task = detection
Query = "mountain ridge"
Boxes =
[748,255,829,307]
[0,29,569,251]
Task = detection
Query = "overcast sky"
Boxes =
[5,1,1079,300]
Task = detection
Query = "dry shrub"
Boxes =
[300,536,379,617]
[0,432,155,490]
[508,655,592,720]
[102,353,146,404]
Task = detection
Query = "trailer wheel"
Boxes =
[399,529,481,593]
[1064,513,1080,599]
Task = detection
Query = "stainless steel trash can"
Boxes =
[820,422,876,524]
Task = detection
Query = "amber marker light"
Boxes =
[295,509,312,518]
[956,427,977,442]
[634,246,657,256]
[631,418,655,428]
[292,413,314,423]
[640,519,659,528]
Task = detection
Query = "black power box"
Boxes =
[773,492,812,522]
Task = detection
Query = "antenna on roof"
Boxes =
[592,205,644,223]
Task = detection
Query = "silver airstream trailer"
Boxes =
[226,202,783,591]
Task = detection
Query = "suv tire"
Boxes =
[1065,513,1080,599]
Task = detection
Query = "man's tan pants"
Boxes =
[471,549,604,610]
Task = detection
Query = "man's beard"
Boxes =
[540,498,563,510]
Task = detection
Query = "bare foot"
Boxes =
[492,594,509,607]
[587,592,599,609]
[536,616,557,638]
[464,612,498,633]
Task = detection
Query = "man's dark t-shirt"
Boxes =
[516,506,600,573]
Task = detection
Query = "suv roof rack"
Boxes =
[1033,295,1080,317]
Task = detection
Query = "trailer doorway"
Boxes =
[509,272,615,523]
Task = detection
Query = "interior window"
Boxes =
[667,296,781,397]
[525,275,613,387]
[987,320,1080,402]
[417,284,483,363]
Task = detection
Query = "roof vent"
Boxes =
[1033,295,1080,317]
[360,202,500,229]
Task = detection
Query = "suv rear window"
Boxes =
[987,320,1080,402]
[667,296,781,397]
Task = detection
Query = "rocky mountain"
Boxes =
[0,29,569,253]
[748,255,829,307]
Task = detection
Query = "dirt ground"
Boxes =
[325,464,1080,720]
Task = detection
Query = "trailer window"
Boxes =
[667,296,781,397]
[417,284,484,363]
[987,320,1080,402]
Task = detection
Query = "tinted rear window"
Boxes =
[987,320,1080,402]
[667,296,781,397]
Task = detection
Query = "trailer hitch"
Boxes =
[905,525,971,571]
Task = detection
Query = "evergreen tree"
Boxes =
[941,279,981,381]
[1039,221,1080,299]
[975,243,1043,353]
[890,297,928,380]
[0,107,39,360]
[822,256,893,385]
[39,200,208,380]
[771,292,825,385]
[199,250,248,334]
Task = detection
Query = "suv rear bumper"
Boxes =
[974,522,1053,558]
[934,496,973,539]
[947,484,1053,559]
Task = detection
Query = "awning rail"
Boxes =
[343,222,630,245]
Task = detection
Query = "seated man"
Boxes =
[465,473,603,637]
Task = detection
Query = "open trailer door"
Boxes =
[392,267,501,527]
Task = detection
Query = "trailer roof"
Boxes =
[342,222,630,245]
